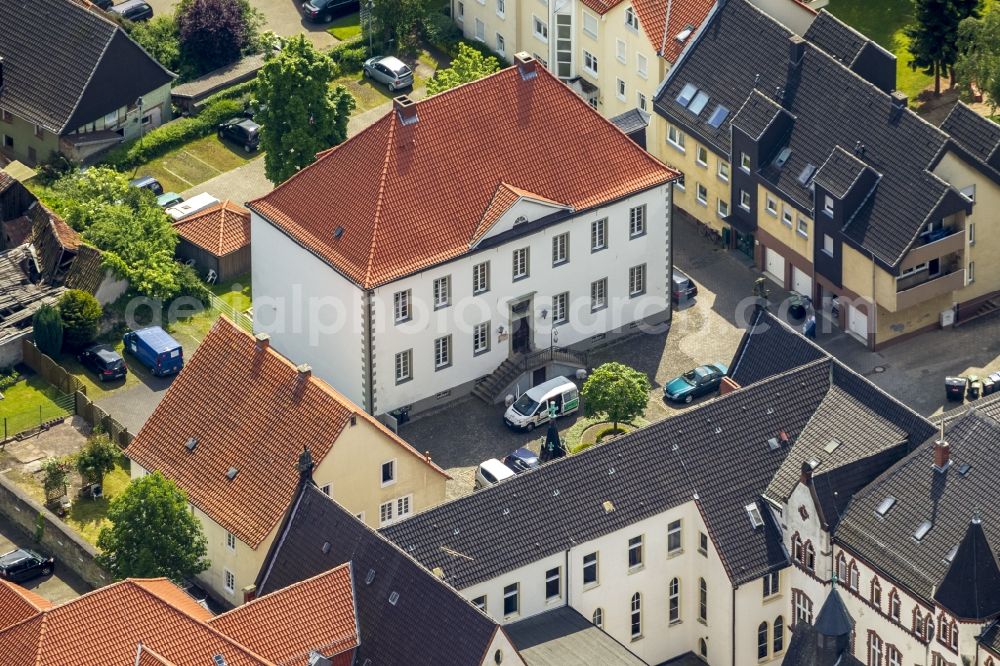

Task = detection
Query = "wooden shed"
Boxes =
[172,200,251,282]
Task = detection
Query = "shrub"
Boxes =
[0,367,20,392]
[59,290,103,351]
[75,432,120,486]
[595,426,629,443]
[175,264,212,307]
[423,10,462,49]
[41,457,72,501]
[32,304,64,356]
[328,35,369,69]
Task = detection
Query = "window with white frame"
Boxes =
[393,290,411,323]
[766,195,777,215]
[496,0,504,15]
[396,495,412,519]
[591,218,608,251]
[668,125,686,150]
[320,484,331,496]
[627,535,643,568]
[697,183,708,205]
[629,264,645,296]
[699,532,708,555]
[625,5,638,28]
[473,261,490,293]
[512,247,529,280]
[545,567,561,600]
[591,278,608,311]
[533,16,548,40]
[823,234,834,256]
[696,145,708,166]
[637,92,647,112]
[553,292,568,325]
[793,590,813,625]
[740,152,751,172]
[740,189,751,210]
[887,645,901,666]
[763,571,779,597]
[969,260,975,284]
[473,321,490,354]
[616,39,626,63]
[699,578,708,621]
[496,33,506,54]
[773,616,784,653]
[394,350,412,383]
[583,51,598,76]
[434,335,451,369]
[583,11,598,37]
[433,275,450,308]
[718,198,730,217]
[379,500,394,525]
[667,519,682,553]
[629,205,646,237]
[475,18,485,40]
[823,194,834,216]
[718,160,729,181]
[503,583,519,616]
[593,607,604,628]
[758,621,769,660]
[869,632,883,666]
[617,78,626,100]
[797,217,809,238]
[224,569,235,593]
[457,1,464,19]
[636,53,648,78]
[782,206,793,227]
[668,577,680,622]
[552,232,569,265]
[630,592,642,638]
[583,552,599,585]
[889,590,901,621]
[472,595,487,612]
[381,459,396,485]
[226,532,236,550]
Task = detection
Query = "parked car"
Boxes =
[156,192,184,208]
[363,56,414,92]
[218,117,261,153]
[130,175,163,196]
[503,448,540,474]
[110,0,153,21]
[123,326,183,376]
[300,0,358,22]
[671,269,698,304]
[78,344,128,382]
[0,548,54,583]
[93,0,114,9]
[475,458,516,490]
[664,363,728,403]
[503,376,580,431]
[165,192,220,221]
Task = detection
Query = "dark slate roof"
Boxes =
[729,308,825,387]
[803,11,869,66]
[981,621,1000,655]
[932,517,1000,621]
[255,483,503,666]
[731,90,788,141]
[813,146,879,200]
[657,653,708,666]
[810,444,912,531]
[609,109,651,136]
[940,102,1000,166]
[835,410,1000,605]
[782,620,863,666]
[814,588,853,636]
[505,606,645,666]
[0,0,174,134]
[653,0,957,267]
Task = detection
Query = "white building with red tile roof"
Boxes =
[248,56,680,417]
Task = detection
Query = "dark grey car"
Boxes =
[110,0,153,21]
[363,56,414,92]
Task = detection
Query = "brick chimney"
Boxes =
[799,460,813,486]
[296,363,312,380]
[514,52,538,81]
[788,35,806,68]
[242,585,257,604]
[393,95,418,126]
[254,332,270,350]
[933,438,951,472]
[719,376,740,396]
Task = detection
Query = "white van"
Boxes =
[503,376,580,431]
[165,192,220,221]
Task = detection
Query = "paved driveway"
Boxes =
[0,513,91,605]
[93,374,175,435]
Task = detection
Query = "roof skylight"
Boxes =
[745,503,764,529]
[676,83,698,107]
[824,438,842,454]
[958,463,971,477]
[797,164,816,186]
[914,520,932,541]
[875,495,896,517]
[688,91,710,115]
[944,544,959,563]
[707,105,730,128]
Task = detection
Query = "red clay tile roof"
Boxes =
[0,580,51,631]
[173,200,251,257]
[127,317,448,548]
[209,563,358,665]
[632,0,715,62]
[471,182,568,244]
[249,63,678,289]
[0,579,273,666]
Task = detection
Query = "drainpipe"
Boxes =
[731,584,737,666]
[668,183,675,325]
[364,290,375,416]
[870,252,877,350]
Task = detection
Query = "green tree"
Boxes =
[128,16,182,74]
[372,0,429,52]
[32,305,64,356]
[58,290,102,351]
[51,167,135,231]
[256,36,356,184]
[41,458,71,502]
[580,362,650,431]
[177,0,263,76]
[957,5,1000,111]
[906,0,963,95]
[426,42,500,95]
[75,432,120,486]
[97,471,210,581]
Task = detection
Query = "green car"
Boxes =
[156,192,184,208]
[664,363,728,404]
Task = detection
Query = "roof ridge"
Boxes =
[813,9,894,63]
[210,561,353,624]
[362,110,397,288]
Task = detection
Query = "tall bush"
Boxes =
[59,290,103,351]
[32,304,64,356]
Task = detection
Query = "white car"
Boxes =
[474,458,516,490]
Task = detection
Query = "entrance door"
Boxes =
[792,266,812,299]
[735,231,755,259]
[847,305,869,342]
[532,367,546,386]
[765,248,786,286]
[513,317,531,354]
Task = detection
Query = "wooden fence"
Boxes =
[74,393,133,448]
[21,339,85,395]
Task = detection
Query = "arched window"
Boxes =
[805,542,816,571]
[791,533,803,563]
[630,593,642,638]
[868,631,884,666]
[938,614,949,645]
[950,621,958,650]
[592,607,604,628]
[668,578,680,623]
[758,621,769,660]
[871,577,882,609]
[926,616,934,641]
[985,657,994,666]
[836,553,847,582]
[913,608,924,638]
[773,616,784,653]
[699,637,708,658]
[849,561,859,591]
[888,589,900,621]
[699,578,708,622]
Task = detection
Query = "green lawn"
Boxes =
[133,134,257,194]
[167,275,252,346]
[327,12,362,40]
[825,0,933,101]
[0,375,73,437]
[65,463,130,545]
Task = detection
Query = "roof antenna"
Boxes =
[659,0,673,58]
[754,73,761,88]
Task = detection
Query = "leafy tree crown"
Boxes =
[580,362,650,430]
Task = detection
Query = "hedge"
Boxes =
[328,36,370,70]
[202,77,259,105]
[102,97,244,170]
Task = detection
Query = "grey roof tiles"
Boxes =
[506,606,646,666]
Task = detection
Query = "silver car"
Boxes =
[363,56,414,92]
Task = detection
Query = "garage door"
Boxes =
[847,304,869,342]
[792,266,812,299]
[764,249,785,286]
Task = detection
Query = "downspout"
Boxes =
[668,182,675,325]
[364,289,376,415]
[565,548,570,608]
[870,252,877,350]
[732,584,737,666]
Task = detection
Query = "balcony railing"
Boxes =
[900,227,965,269]
[890,269,965,312]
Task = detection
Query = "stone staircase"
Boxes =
[471,348,588,405]
[956,298,1000,327]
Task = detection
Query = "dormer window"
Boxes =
[740,152,751,173]
[625,6,638,29]
[823,194,834,217]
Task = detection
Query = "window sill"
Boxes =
[822,250,834,258]
[629,289,646,299]
[545,596,561,605]
[473,288,490,296]
[630,231,647,240]
[782,221,793,228]
[630,634,643,643]
[434,302,451,311]
[473,347,491,357]
[434,362,452,372]
[667,141,686,153]
[796,231,808,239]
[697,618,707,626]
[740,166,751,174]
[591,246,608,254]
[698,547,707,557]
[766,209,777,216]
[717,175,729,183]
[513,274,530,282]
[552,259,569,268]
[497,11,504,17]
[762,593,783,605]
[583,70,598,79]
[697,198,708,207]
[627,564,644,575]
[637,71,648,80]
[583,581,600,592]
[394,376,412,386]
[591,304,608,314]
[394,317,412,325]
[696,161,707,168]
[534,34,548,44]
[667,549,684,559]
[740,204,751,212]
[717,210,729,219]
[584,29,597,39]
[669,619,682,626]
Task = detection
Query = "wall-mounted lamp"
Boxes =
[540,308,548,320]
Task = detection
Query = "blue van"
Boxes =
[123,327,184,376]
